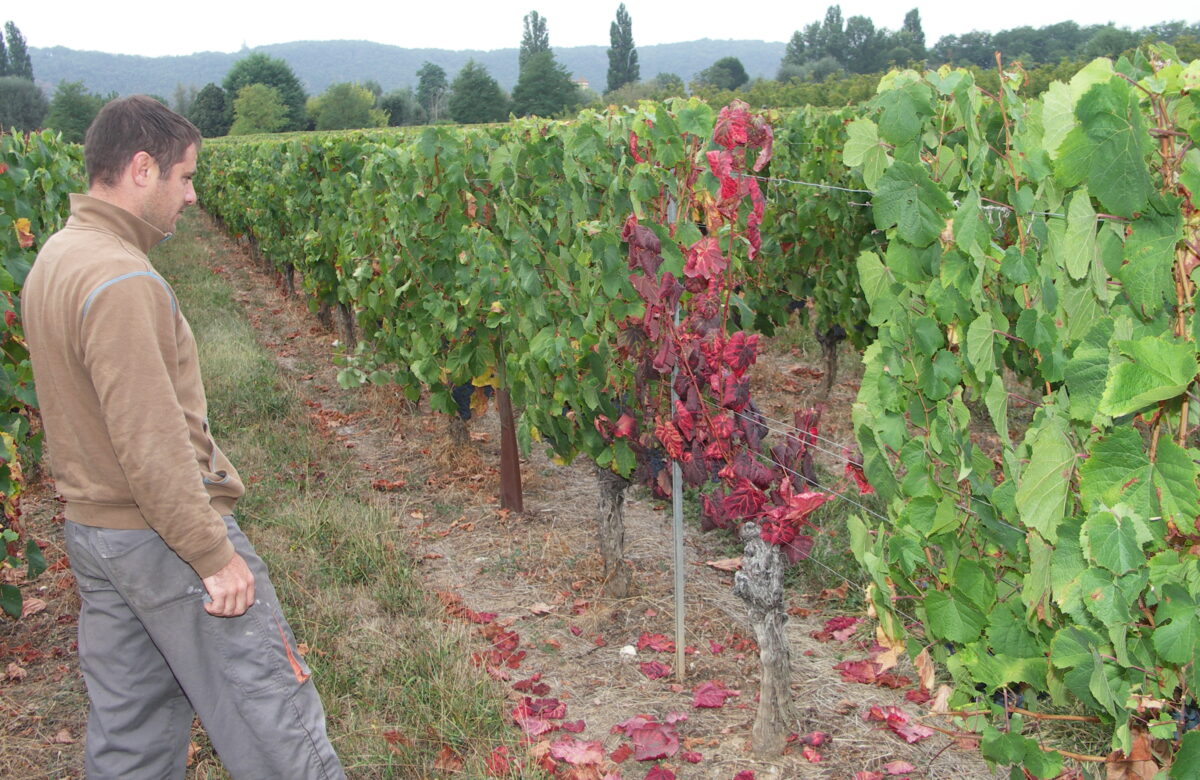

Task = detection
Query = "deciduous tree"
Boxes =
[189,83,230,137]
[229,83,288,136]
[45,81,106,143]
[449,60,509,125]
[695,57,748,91]
[519,11,550,72]
[511,50,578,117]
[416,62,448,123]
[380,88,424,126]
[4,22,32,80]
[0,76,46,130]
[309,82,382,131]
[606,3,639,94]
[223,53,307,131]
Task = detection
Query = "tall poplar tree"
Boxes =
[415,62,448,123]
[5,22,32,80]
[606,4,639,94]
[0,33,8,77]
[520,11,550,72]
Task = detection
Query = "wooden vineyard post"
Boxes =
[496,387,523,513]
[733,522,794,757]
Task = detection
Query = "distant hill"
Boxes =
[29,39,787,98]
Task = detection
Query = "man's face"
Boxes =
[143,143,198,234]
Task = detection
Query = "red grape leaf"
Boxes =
[834,659,880,684]
[655,417,684,460]
[637,633,675,653]
[484,745,511,776]
[645,766,676,780]
[723,331,759,376]
[549,737,604,766]
[884,760,917,775]
[684,236,727,280]
[629,722,679,760]
[681,750,703,763]
[640,661,672,679]
[692,681,740,708]
[713,103,750,149]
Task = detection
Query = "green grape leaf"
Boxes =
[1062,188,1096,280]
[1117,211,1179,316]
[1078,568,1133,627]
[1016,422,1075,543]
[1041,81,1075,160]
[1152,585,1200,665]
[1080,508,1152,575]
[1022,745,1063,779]
[24,538,46,580]
[872,160,953,248]
[965,314,996,382]
[924,589,987,643]
[0,583,19,619]
[1078,427,1153,516]
[1088,650,1129,718]
[843,118,888,189]
[985,374,1010,445]
[952,190,985,256]
[1172,731,1200,779]
[981,725,1025,765]
[858,251,902,326]
[1056,79,1153,218]
[987,601,1043,658]
[1063,343,1110,424]
[1153,439,1200,528]
[1099,337,1197,417]
[1050,625,1105,669]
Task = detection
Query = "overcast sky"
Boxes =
[13,1,1190,58]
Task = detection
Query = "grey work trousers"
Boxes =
[65,516,345,780]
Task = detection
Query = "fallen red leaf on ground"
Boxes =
[640,661,672,679]
[549,737,605,766]
[692,681,740,708]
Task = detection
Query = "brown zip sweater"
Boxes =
[23,194,244,578]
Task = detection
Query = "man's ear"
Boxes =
[128,150,158,187]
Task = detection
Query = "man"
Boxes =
[22,95,344,779]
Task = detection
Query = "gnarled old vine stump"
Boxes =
[594,464,632,599]
[732,521,794,757]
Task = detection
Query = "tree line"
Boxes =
[4,9,1200,139]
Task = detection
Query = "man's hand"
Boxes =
[201,553,255,616]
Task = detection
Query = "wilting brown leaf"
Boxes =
[1105,728,1159,779]
[703,557,742,572]
[433,743,464,773]
[5,662,27,681]
[874,625,905,671]
[20,597,47,618]
[47,729,75,744]
[914,646,936,692]
[528,602,554,615]
[929,684,954,713]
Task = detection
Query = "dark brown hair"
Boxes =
[84,95,202,188]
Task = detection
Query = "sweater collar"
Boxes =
[67,193,168,254]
